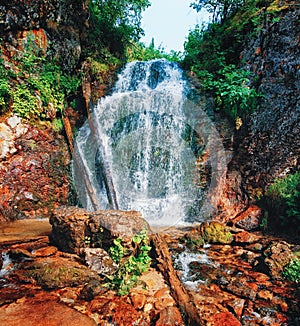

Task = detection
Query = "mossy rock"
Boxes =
[198,221,233,244]
[17,257,99,289]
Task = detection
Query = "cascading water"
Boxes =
[73,59,226,226]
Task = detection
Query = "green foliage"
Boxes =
[107,229,151,296]
[198,65,261,120]
[12,84,39,117]
[266,172,300,235]
[109,237,125,264]
[184,0,269,121]
[183,23,228,73]
[190,0,246,23]
[2,36,81,120]
[0,44,12,112]
[86,0,150,62]
[283,258,300,283]
[126,39,182,62]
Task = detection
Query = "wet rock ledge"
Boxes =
[0,206,299,325]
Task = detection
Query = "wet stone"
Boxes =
[233,205,261,231]
[13,256,99,289]
[226,298,245,317]
[82,247,118,275]
[209,311,241,326]
[255,241,295,279]
[155,306,184,326]
[0,296,96,326]
[88,296,149,325]
[79,280,109,301]
[130,292,147,310]
[50,206,150,255]
[234,231,260,244]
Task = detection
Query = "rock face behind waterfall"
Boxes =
[0,116,70,221]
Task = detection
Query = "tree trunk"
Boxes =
[151,233,204,326]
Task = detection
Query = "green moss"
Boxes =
[199,221,233,244]
[23,259,93,289]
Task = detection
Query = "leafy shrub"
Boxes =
[12,84,39,117]
[183,1,282,122]
[107,229,151,296]
[190,0,246,23]
[0,44,12,112]
[183,22,261,122]
[266,172,300,236]
[198,65,261,121]
[283,258,300,283]
[5,36,81,120]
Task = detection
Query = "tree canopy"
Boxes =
[88,0,151,57]
[190,0,246,22]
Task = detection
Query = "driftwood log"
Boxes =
[152,233,203,326]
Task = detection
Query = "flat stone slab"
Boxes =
[0,296,96,326]
[0,219,51,244]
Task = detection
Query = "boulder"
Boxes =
[255,241,295,280]
[231,205,261,231]
[87,209,151,252]
[50,206,151,254]
[49,206,90,254]
[14,256,99,289]
[198,221,233,244]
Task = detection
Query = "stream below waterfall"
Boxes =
[73,59,226,226]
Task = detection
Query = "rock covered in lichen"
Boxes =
[198,221,233,244]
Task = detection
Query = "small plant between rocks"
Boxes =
[106,229,152,296]
[283,258,300,283]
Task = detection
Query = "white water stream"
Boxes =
[73,59,226,226]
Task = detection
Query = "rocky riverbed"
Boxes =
[0,207,299,325]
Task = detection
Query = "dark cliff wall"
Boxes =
[0,0,89,72]
[234,5,299,199]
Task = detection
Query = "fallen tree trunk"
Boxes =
[152,233,203,326]
[62,114,101,211]
[88,111,119,210]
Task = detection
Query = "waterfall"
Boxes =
[73,59,226,226]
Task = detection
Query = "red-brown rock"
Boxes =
[232,205,261,231]
[130,292,147,310]
[89,296,149,325]
[234,231,259,243]
[155,306,184,326]
[209,311,241,326]
[0,296,96,326]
